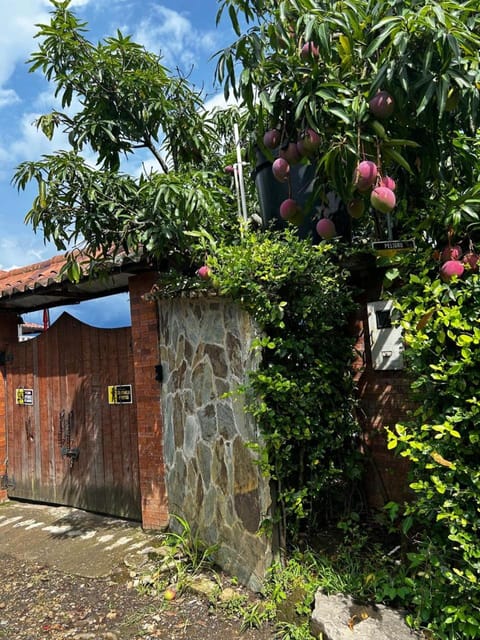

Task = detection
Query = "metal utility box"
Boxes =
[367,300,404,370]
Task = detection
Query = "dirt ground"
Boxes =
[0,552,276,640]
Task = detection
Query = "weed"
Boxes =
[240,601,275,631]
[121,604,159,628]
[275,621,318,640]
[134,513,219,597]
[165,515,218,573]
[166,514,219,575]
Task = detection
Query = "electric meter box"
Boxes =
[367,300,404,370]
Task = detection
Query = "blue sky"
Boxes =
[0,0,234,328]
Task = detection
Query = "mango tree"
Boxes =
[13,0,242,278]
[215,3,480,637]
[216,0,480,248]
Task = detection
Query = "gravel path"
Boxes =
[0,553,275,640]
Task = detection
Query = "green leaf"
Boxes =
[382,147,414,174]
[364,19,400,57]
[67,260,82,284]
[416,81,436,115]
[325,106,351,124]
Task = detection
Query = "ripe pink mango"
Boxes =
[263,129,281,149]
[280,198,302,222]
[369,91,394,119]
[300,41,319,60]
[380,175,396,191]
[197,265,211,279]
[370,186,396,213]
[297,129,321,156]
[316,218,336,239]
[440,259,464,282]
[272,157,290,182]
[354,160,378,191]
[279,142,302,165]
[441,245,462,261]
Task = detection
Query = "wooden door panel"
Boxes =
[5,312,140,520]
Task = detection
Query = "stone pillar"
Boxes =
[158,295,272,591]
[0,311,21,501]
[128,272,169,530]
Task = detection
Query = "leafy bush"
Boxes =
[217,0,480,241]
[208,228,362,546]
[387,249,480,638]
[13,1,242,273]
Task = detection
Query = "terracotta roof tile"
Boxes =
[21,321,45,333]
[0,255,67,297]
[0,250,150,313]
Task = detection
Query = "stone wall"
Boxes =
[157,295,272,591]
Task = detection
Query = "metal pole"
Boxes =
[233,165,242,218]
[234,123,248,221]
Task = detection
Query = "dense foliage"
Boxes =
[216,0,480,244]
[206,229,361,546]
[215,3,480,635]
[383,251,480,638]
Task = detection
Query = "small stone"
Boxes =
[187,576,218,598]
[219,587,237,603]
[143,544,171,558]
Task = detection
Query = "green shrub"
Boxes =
[387,249,480,638]
[208,228,362,546]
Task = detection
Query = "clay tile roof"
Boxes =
[0,251,152,313]
[21,321,45,333]
[0,254,67,297]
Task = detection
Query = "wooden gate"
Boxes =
[4,312,141,520]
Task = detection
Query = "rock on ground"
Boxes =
[310,592,422,640]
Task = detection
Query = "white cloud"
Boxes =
[0,89,20,108]
[34,88,60,110]
[0,110,54,180]
[133,6,219,75]
[0,236,50,271]
[5,87,89,167]
[0,1,51,88]
[204,91,237,112]
[9,111,62,162]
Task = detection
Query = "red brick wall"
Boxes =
[128,272,169,529]
[0,311,21,502]
[349,277,413,510]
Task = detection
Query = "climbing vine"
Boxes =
[205,228,362,546]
